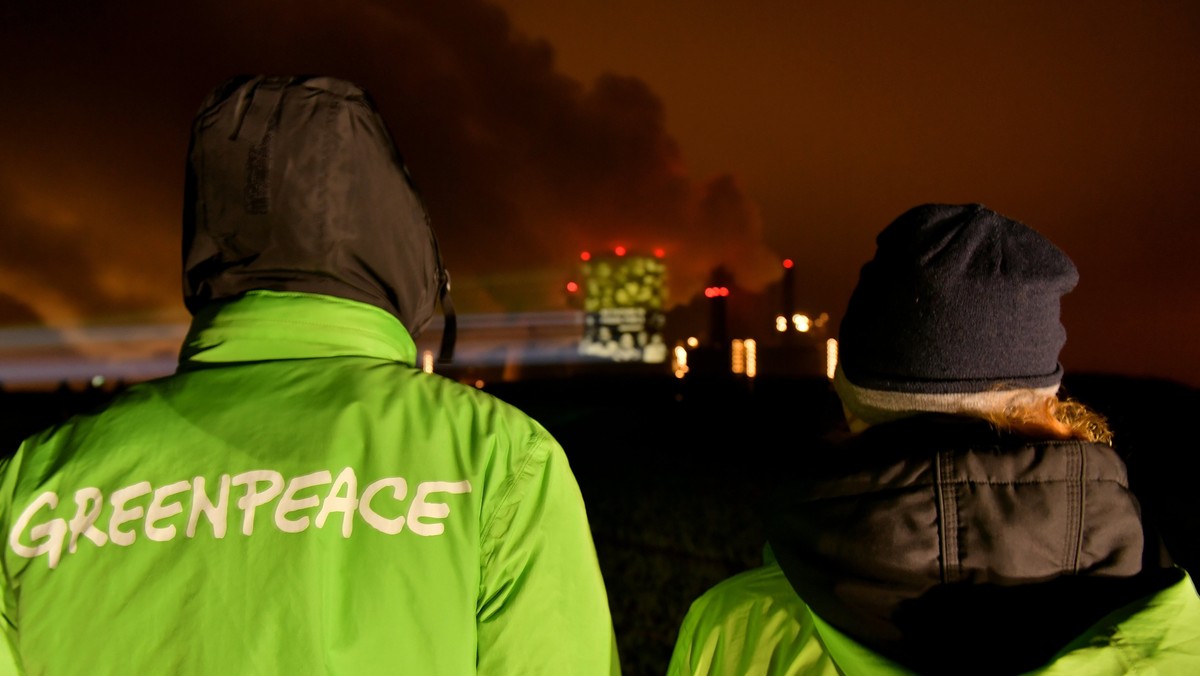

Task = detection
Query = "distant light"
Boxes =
[90,375,105,388]
[653,247,665,258]
[731,339,745,375]
[709,286,730,298]
[566,281,579,293]
[793,313,811,332]
[775,315,788,332]
[686,336,699,348]
[782,259,794,269]
[474,379,485,389]
[815,312,829,328]
[673,345,688,369]
[614,245,627,256]
[745,339,757,379]
[672,345,689,379]
[826,338,838,380]
[422,350,434,374]
[704,287,714,298]
[580,251,591,261]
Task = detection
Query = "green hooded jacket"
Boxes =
[1,291,618,674]
[0,76,618,674]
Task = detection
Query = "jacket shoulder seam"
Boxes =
[478,428,551,556]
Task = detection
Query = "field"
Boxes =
[3,373,1195,675]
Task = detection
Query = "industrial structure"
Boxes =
[573,247,669,365]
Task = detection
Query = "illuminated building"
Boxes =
[577,248,669,364]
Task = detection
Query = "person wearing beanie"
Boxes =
[0,77,619,675]
[668,204,1200,675]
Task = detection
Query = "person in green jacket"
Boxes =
[668,204,1200,675]
[0,76,619,675]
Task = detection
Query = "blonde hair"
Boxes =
[833,366,1114,444]
[979,396,1113,445]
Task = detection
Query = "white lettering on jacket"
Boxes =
[8,468,473,569]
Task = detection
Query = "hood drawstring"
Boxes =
[437,269,457,364]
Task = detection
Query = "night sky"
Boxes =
[1,1,1197,386]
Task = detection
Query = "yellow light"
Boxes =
[687,336,699,348]
[745,339,757,379]
[826,338,838,380]
[671,345,689,378]
[775,315,787,332]
[673,345,688,368]
[793,313,811,332]
[422,350,434,374]
[731,339,745,374]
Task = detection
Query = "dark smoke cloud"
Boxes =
[0,295,39,327]
[0,0,774,322]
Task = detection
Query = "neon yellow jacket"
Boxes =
[668,556,1200,676]
[0,291,619,674]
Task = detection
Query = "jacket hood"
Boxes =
[764,415,1170,675]
[182,76,453,352]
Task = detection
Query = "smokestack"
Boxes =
[781,259,796,344]
[709,291,728,348]
[705,266,732,349]
[781,259,795,316]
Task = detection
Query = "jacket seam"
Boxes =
[935,450,960,584]
[1065,442,1086,573]
[795,477,1129,502]
[478,429,549,566]
[935,477,1123,486]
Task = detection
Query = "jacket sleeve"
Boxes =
[666,563,833,676]
[476,429,619,675]
[666,596,710,676]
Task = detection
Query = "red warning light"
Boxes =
[580,251,591,261]
[719,287,730,297]
[614,246,627,257]
[704,286,731,298]
[704,287,715,298]
[782,258,794,269]
[653,247,665,258]
[566,281,579,293]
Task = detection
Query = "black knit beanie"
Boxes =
[838,203,1078,394]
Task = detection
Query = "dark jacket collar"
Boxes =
[766,414,1166,674]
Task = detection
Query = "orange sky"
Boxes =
[0,1,1197,386]
[498,0,1200,387]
